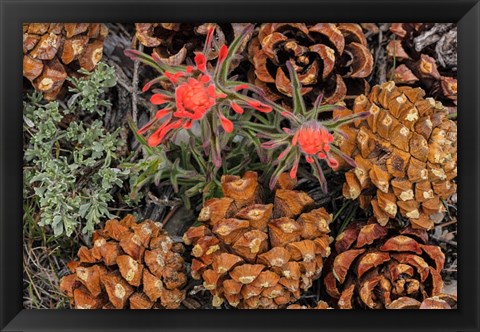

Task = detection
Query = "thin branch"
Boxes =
[162,205,180,227]
[437,219,457,228]
[431,235,457,247]
[131,44,144,124]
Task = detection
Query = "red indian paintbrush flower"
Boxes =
[175,77,216,120]
[262,117,344,191]
[292,121,338,168]
[260,61,371,192]
[126,24,272,148]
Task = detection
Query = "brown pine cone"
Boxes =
[59,215,187,309]
[23,23,108,100]
[336,81,457,230]
[287,301,331,309]
[387,23,457,110]
[183,171,333,309]
[324,219,446,309]
[135,23,253,64]
[248,23,373,107]
[387,293,457,309]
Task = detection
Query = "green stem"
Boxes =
[338,202,359,234]
[332,200,352,223]
[237,121,278,132]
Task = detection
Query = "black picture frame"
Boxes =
[1,0,479,331]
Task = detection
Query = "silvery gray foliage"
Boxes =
[23,63,130,237]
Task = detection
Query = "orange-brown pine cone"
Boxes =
[387,293,457,309]
[387,23,457,111]
[23,23,108,100]
[286,301,331,309]
[59,215,187,309]
[323,219,446,309]
[135,23,252,64]
[183,171,333,309]
[248,23,373,107]
[335,81,457,230]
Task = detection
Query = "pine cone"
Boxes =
[387,23,457,110]
[287,301,331,309]
[336,81,457,230]
[324,219,446,309]
[135,23,252,65]
[248,23,373,107]
[59,215,187,309]
[183,171,333,309]
[23,23,108,100]
[387,293,457,309]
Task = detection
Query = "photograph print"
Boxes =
[22,22,457,310]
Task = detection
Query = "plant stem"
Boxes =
[389,34,397,82]
[131,44,143,124]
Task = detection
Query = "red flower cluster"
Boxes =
[264,120,339,180]
[175,77,217,121]
[137,40,272,147]
[290,121,338,178]
[138,51,229,147]
[293,121,337,166]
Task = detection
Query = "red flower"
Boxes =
[138,51,226,147]
[293,121,333,156]
[174,77,217,120]
[230,101,244,114]
[135,24,272,147]
[164,71,185,84]
[234,84,249,91]
[150,93,171,105]
[218,45,228,64]
[267,121,339,180]
[194,53,207,72]
[246,100,273,113]
[219,113,234,133]
[148,117,183,147]
[292,121,337,169]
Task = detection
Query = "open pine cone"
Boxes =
[336,81,457,230]
[60,215,187,309]
[324,219,446,309]
[135,23,252,64]
[248,23,373,106]
[388,293,457,309]
[287,301,331,309]
[183,171,333,309]
[387,23,457,110]
[23,23,108,100]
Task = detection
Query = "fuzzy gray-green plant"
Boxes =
[23,63,129,238]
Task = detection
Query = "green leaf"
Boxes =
[323,111,371,129]
[285,61,307,116]
[127,117,155,155]
[79,203,91,218]
[23,63,131,238]
[124,49,177,73]
[217,24,255,83]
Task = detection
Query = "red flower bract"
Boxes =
[293,121,334,157]
[268,120,338,180]
[174,77,216,120]
[292,121,338,169]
